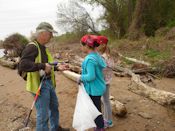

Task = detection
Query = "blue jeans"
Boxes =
[34,79,59,131]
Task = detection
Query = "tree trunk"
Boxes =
[128,0,148,40]
[128,0,134,26]
[118,53,151,66]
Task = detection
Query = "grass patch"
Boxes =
[122,58,135,65]
[144,49,160,58]
[144,49,171,64]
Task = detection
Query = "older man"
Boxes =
[18,22,69,131]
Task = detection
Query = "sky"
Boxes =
[0,0,103,40]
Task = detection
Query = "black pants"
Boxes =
[89,95,104,129]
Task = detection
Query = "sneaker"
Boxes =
[104,120,113,128]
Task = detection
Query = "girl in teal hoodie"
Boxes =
[80,35,106,131]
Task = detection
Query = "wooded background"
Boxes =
[56,0,175,40]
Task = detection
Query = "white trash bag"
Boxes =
[72,84,101,131]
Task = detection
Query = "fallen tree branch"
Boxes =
[62,70,80,82]
[62,70,127,117]
[132,67,158,74]
[118,53,151,66]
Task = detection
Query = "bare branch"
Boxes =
[56,0,98,34]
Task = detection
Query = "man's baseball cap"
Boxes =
[97,35,108,44]
[36,22,57,33]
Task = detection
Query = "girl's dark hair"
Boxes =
[93,41,99,47]
[81,41,99,49]
[81,42,86,46]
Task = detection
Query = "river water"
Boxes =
[0,49,5,58]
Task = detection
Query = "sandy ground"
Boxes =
[0,65,175,131]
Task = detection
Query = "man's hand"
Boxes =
[45,63,52,74]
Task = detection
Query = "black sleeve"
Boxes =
[54,66,59,71]
[18,44,45,72]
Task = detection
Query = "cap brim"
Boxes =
[49,29,57,33]
[36,29,58,34]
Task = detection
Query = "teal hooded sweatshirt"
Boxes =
[81,52,107,96]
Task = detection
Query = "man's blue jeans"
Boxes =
[34,79,59,131]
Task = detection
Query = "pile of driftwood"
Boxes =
[1,49,175,112]
[0,57,19,69]
[61,53,175,112]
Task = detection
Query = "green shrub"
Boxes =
[167,20,175,28]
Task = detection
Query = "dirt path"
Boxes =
[0,65,175,131]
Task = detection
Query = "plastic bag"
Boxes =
[72,84,101,131]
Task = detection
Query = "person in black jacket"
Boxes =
[18,22,69,131]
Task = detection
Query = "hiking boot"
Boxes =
[104,120,113,128]
[58,126,70,131]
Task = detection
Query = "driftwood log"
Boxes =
[132,67,159,74]
[115,66,175,110]
[62,70,80,82]
[0,58,17,69]
[129,74,175,109]
[118,53,151,66]
[62,70,127,117]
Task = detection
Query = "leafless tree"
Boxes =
[56,0,99,35]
